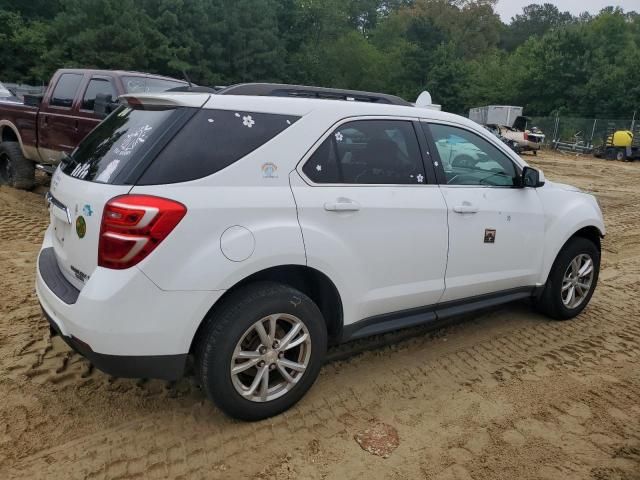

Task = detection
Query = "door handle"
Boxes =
[453,205,479,214]
[324,199,361,212]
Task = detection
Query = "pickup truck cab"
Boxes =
[0,68,187,189]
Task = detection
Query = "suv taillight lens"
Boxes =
[99,195,186,269]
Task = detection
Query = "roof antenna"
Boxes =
[181,69,193,88]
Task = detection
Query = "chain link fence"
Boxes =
[526,115,637,153]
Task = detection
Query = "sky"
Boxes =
[496,0,639,22]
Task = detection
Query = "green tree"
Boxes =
[501,3,574,51]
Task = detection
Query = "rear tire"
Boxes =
[535,237,600,320]
[615,148,626,162]
[195,281,327,421]
[0,142,35,190]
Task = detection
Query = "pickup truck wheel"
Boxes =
[195,281,327,421]
[536,237,600,320]
[0,142,35,190]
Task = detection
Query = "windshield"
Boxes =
[61,105,185,183]
[123,76,187,94]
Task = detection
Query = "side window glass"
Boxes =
[139,109,300,184]
[50,73,83,108]
[429,124,517,186]
[82,78,117,110]
[303,120,426,184]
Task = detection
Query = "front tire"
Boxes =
[0,142,35,190]
[195,282,327,421]
[536,237,600,320]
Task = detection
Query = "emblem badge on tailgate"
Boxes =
[76,216,86,238]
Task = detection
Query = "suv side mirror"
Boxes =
[521,166,545,188]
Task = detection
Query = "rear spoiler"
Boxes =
[120,93,212,108]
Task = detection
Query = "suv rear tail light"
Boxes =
[524,132,529,141]
[99,195,187,269]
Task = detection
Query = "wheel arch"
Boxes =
[541,224,604,285]
[0,121,26,154]
[189,264,344,355]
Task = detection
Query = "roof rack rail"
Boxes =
[216,83,412,106]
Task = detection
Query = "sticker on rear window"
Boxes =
[70,163,90,179]
[114,124,153,157]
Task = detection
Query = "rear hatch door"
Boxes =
[48,171,130,289]
[49,101,198,289]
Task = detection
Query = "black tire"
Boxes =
[535,237,600,320]
[615,148,626,162]
[195,281,327,421]
[0,142,35,189]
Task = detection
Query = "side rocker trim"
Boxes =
[341,286,540,342]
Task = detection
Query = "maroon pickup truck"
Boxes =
[0,68,187,189]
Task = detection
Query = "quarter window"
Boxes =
[138,109,299,184]
[50,73,83,108]
[81,78,117,110]
[429,124,518,187]
[303,120,426,184]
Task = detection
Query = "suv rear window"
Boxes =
[62,105,186,183]
[137,109,299,184]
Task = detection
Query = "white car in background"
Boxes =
[0,82,20,103]
[36,84,604,420]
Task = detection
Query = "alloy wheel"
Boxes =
[230,313,311,402]
[561,253,594,309]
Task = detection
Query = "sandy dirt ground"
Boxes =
[0,152,639,479]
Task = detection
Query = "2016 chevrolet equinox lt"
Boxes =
[36,85,605,420]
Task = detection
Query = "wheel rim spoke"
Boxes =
[236,350,260,359]
[259,368,270,400]
[267,314,279,343]
[254,321,270,347]
[277,362,295,384]
[279,322,302,350]
[283,332,308,351]
[578,259,593,278]
[278,358,306,372]
[232,356,261,375]
[244,365,267,397]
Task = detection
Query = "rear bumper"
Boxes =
[42,305,187,380]
[35,232,222,380]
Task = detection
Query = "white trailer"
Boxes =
[469,105,523,127]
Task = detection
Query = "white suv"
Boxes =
[36,85,605,420]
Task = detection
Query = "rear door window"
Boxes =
[137,109,299,184]
[50,73,83,108]
[302,120,426,184]
[61,105,187,183]
[81,77,117,111]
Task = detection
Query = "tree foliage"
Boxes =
[0,0,638,116]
